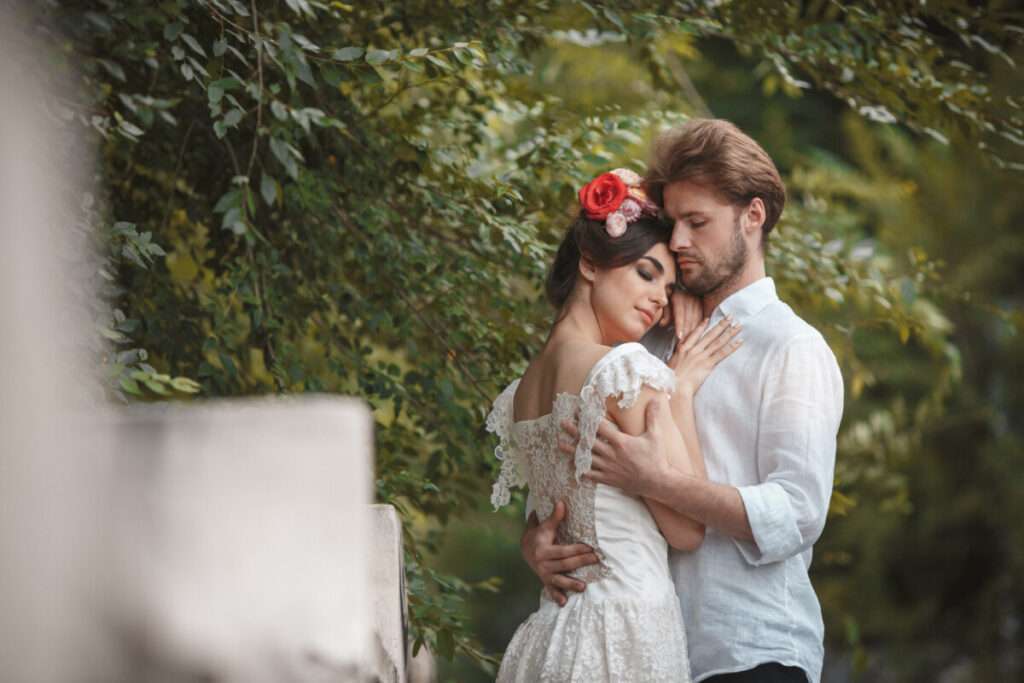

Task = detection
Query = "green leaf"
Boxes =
[181,33,206,57]
[210,77,242,91]
[408,47,429,58]
[119,377,141,395]
[425,54,451,72]
[224,109,243,127]
[170,377,202,394]
[333,46,364,61]
[142,378,170,395]
[270,100,288,120]
[98,59,126,82]
[365,49,392,65]
[214,189,239,213]
[119,120,144,137]
[260,173,278,207]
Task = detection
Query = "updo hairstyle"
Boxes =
[545,213,673,310]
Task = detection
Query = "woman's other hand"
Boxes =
[668,317,742,397]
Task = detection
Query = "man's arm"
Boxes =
[726,336,844,564]
[578,401,754,542]
[575,335,843,564]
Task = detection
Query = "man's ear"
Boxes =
[579,255,598,283]
[743,198,767,234]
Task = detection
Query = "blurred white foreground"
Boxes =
[0,7,422,682]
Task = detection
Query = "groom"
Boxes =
[520,119,844,683]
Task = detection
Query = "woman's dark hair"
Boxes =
[545,213,673,309]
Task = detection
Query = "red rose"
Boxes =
[578,172,628,220]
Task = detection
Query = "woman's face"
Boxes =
[590,242,676,345]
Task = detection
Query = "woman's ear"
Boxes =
[579,255,598,283]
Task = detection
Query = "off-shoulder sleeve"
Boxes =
[486,379,526,510]
[573,344,675,483]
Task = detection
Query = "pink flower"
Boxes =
[611,168,642,186]
[606,212,628,237]
[619,198,642,221]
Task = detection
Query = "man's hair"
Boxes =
[644,119,786,242]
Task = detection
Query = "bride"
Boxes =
[487,169,741,682]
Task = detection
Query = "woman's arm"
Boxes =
[607,389,706,551]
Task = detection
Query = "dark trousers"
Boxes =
[703,662,806,683]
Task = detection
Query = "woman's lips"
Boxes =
[637,309,654,326]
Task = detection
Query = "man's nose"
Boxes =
[670,222,692,251]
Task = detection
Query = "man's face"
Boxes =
[662,179,750,297]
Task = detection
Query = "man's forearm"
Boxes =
[647,466,754,542]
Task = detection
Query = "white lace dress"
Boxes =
[488,343,692,683]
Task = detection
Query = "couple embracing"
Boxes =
[486,119,844,683]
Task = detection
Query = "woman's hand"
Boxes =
[668,317,742,398]
[662,287,703,342]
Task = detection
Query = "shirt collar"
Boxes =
[711,277,778,323]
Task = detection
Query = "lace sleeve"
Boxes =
[573,344,675,482]
[486,379,526,510]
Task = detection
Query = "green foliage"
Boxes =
[36,0,1020,674]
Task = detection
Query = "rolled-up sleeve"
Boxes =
[734,334,844,566]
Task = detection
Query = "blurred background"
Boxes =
[13,1,1022,681]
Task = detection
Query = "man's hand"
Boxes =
[559,399,674,498]
[520,500,599,607]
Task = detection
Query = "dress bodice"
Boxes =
[487,343,677,588]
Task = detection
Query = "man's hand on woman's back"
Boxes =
[520,500,599,607]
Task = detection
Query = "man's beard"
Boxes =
[680,216,747,297]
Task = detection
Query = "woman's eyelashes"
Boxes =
[637,267,654,282]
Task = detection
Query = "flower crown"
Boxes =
[578,168,660,237]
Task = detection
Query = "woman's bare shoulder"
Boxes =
[548,341,613,393]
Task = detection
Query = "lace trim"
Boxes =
[487,379,525,509]
[573,344,676,482]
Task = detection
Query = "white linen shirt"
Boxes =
[646,276,843,683]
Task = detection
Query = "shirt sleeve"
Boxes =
[734,334,844,566]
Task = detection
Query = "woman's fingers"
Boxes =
[693,316,735,353]
[710,337,743,362]
[679,318,710,352]
[700,319,741,354]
